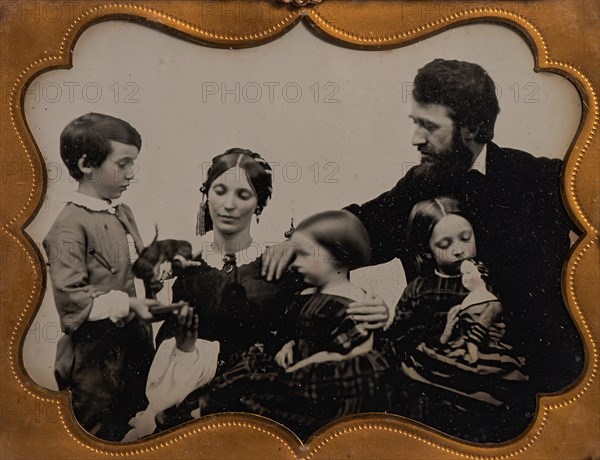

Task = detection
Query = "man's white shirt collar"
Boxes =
[470,144,487,175]
[66,191,121,214]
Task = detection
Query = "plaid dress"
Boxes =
[170,293,391,440]
[387,273,532,442]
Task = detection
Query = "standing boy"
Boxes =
[44,113,158,440]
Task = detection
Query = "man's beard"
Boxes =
[415,129,473,180]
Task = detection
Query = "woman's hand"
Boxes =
[347,292,390,330]
[129,298,160,321]
[174,304,198,353]
[261,240,298,281]
[275,341,295,369]
[156,261,174,281]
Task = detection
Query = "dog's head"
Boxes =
[132,227,193,283]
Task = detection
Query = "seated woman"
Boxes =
[123,149,389,441]
[180,210,392,440]
[122,148,299,440]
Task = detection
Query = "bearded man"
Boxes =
[264,59,583,396]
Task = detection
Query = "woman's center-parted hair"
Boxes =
[60,112,142,180]
[294,210,371,270]
[197,148,273,235]
[407,196,473,275]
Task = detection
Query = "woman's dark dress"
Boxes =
[154,253,302,429]
[156,253,301,367]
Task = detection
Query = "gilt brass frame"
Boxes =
[1,1,598,458]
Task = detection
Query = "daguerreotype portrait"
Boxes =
[1,1,598,458]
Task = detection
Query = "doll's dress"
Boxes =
[417,288,528,408]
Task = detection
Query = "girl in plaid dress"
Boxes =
[188,211,391,440]
[387,197,530,442]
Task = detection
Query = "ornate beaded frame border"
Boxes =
[1,1,598,458]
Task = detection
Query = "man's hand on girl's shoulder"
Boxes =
[347,292,390,330]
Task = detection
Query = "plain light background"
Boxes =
[22,20,581,390]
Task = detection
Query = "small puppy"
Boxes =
[133,227,198,293]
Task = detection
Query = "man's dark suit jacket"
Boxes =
[346,142,583,393]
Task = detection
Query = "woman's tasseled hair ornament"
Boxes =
[195,184,209,236]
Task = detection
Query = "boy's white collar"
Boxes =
[66,191,121,214]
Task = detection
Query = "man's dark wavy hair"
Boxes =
[413,59,500,144]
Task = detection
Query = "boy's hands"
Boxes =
[347,292,389,330]
[275,341,295,369]
[129,298,160,321]
[174,304,199,353]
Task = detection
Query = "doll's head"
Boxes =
[290,210,371,286]
[460,259,489,291]
[197,148,273,235]
[407,196,476,276]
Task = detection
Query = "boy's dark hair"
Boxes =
[413,59,500,144]
[60,113,142,180]
[407,196,473,275]
[295,210,371,270]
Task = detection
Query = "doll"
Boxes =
[440,259,503,364]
